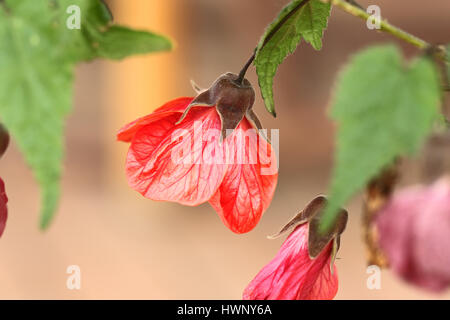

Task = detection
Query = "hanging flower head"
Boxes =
[117,73,278,233]
[376,177,450,292]
[0,178,7,237]
[0,124,9,237]
[243,196,348,300]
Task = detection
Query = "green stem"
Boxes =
[237,0,313,84]
[325,0,446,59]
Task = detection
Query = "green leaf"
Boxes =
[57,0,173,61]
[255,0,331,116]
[0,0,172,229]
[321,45,441,230]
[92,26,173,60]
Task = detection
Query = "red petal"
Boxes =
[300,256,338,300]
[126,107,227,206]
[117,97,193,142]
[209,118,278,234]
[0,178,8,237]
[243,224,338,300]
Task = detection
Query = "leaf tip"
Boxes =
[39,215,52,231]
[163,35,176,51]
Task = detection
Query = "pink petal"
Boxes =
[304,258,338,300]
[117,97,193,142]
[126,107,227,206]
[376,187,423,275]
[243,224,338,300]
[209,118,278,234]
[414,180,450,290]
[377,177,450,292]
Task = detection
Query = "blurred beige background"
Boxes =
[0,0,449,299]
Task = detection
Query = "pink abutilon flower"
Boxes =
[243,196,348,300]
[0,178,8,237]
[117,73,278,233]
[376,177,450,292]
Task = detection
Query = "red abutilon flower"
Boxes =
[376,176,450,292]
[117,73,278,233]
[0,123,8,237]
[243,196,348,300]
[0,177,7,237]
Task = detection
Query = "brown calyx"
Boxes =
[177,73,264,140]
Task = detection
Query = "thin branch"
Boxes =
[344,0,364,10]
[324,0,447,59]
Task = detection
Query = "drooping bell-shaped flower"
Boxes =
[0,178,7,237]
[376,177,450,292]
[243,196,348,300]
[117,73,278,233]
[0,124,9,237]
